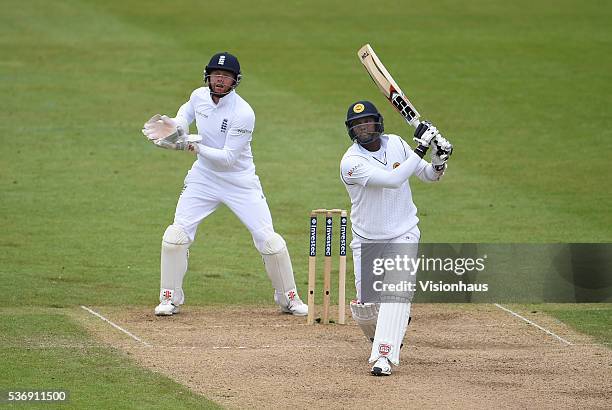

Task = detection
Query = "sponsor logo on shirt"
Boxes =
[196,110,209,118]
[347,163,362,176]
[235,128,252,134]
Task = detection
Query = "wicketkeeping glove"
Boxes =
[142,114,175,140]
[141,114,202,152]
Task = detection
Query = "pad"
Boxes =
[160,224,191,304]
[350,301,380,342]
[259,232,297,301]
[369,302,411,365]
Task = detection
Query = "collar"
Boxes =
[206,88,235,107]
[356,135,388,165]
[357,134,388,153]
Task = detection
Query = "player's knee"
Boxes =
[162,225,192,249]
[256,232,286,255]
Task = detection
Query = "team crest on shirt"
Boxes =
[393,162,400,169]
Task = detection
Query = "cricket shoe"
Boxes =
[371,357,392,376]
[275,290,308,316]
[154,289,180,316]
[155,300,179,316]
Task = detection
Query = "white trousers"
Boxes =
[174,166,275,249]
[350,225,420,302]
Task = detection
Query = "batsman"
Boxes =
[340,101,453,376]
[142,52,308,317]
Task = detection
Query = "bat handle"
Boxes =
[408,117,420,129]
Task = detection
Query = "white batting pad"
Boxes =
[369,302,411,365]
[350,301,380,342]
[160,225,191,304]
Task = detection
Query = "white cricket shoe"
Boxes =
[284,297,308,316]
[154,289,180,316]
[371,357,392,376]
[154,299,180,316]
[275,290,309,317]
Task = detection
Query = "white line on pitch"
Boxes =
[140,344,359,350]
[203,323,309,328]
[207,344,358,350]
[81,306,151,347]
[494,303,572,345]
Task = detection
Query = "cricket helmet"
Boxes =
[345,100,384,144]
[204,52,242,89]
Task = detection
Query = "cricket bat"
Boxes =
[357,44,421,128]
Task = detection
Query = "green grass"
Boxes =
[535,304,612,347]
[0,309,220,409]
[1,0,611,407]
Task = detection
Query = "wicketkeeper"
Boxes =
[142,52,308,317]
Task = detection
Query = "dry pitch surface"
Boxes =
[76,304,612,409]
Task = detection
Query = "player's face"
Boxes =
[209,69,236,94]
[350,117,378,142]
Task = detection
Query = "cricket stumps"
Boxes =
[308,209,347,325]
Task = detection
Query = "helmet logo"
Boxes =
[353,103,365,113]
[218,55,226,65]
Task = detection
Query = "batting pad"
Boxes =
[369,302,411,365]
[350,301,380,342]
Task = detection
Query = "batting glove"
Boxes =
[431,135,453,171]
[413,121,439,146]
[413,121,439,158]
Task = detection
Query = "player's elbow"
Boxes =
[222,151,239,167]
[429,170,445,183]
[419,166,444,183]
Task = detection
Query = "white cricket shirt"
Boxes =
[340,134,440,240]
[174,87,255,173]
